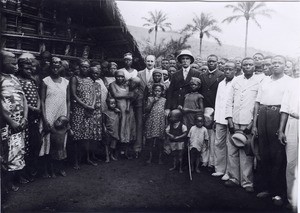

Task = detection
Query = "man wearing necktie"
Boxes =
[165,50,201,115]
[137,55,156,92]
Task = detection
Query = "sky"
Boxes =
[116,1,300,57]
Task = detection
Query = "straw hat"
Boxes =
[231,130,248,148]
[176,50,195,64]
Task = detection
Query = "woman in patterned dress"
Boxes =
[70,59,97,168]
[40,57,70,177]
[0,51,28,191]
[109,70,136,158]
[17,57,41,183]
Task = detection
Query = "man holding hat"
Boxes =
[165,50,201,114]
[224,57,260,193]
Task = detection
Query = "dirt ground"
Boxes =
[3,150,292,212]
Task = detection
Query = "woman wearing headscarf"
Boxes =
[117,53,138,81]
[108,70,136,158]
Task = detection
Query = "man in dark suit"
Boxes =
[165,50,201,115]
[200,54,225,109]
[199,54,225,172]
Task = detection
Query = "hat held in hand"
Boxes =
[231,130,248,148]
[204,107,214,128]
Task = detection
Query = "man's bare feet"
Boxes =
[196,168,201,173]
[179,169,183,173]
[105,158,110,163]
[146,159,152,164]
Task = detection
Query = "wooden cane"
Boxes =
[187,144,192,181]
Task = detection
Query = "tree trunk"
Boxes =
[244,19,249,57]
[154,25,158,46]
[199,32,203,57]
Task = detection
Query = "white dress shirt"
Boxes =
[214,78,235,125]
[146,68,154,83]
[225,75,260,125]
[256,74,292,106]
[182,66,191,80]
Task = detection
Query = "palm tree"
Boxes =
[222,2,273,57]
[142,10,172,46]
[182,12,222,57]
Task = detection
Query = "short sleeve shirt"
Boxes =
[188,125,208,152]
[256,75,293,105]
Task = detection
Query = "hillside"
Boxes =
[127,25,274,59]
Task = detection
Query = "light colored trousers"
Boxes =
[214,123,230,174]
[228,123,254,188]
[201,129,215,166]
[285,116,298,208]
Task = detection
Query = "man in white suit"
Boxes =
[137,55,156,92]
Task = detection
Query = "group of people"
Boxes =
[0,48,299,211]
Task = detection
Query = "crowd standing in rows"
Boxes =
[0,49,299,211]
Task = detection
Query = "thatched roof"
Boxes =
[1,0,145,69]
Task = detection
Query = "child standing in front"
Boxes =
[166,109,187,173]
[102,97,120,162]
[180,77,204,131]
[144,84,166,164]
[188,115,208,173]
[49,116,72,177]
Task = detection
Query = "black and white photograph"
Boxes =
[0,0,299,212]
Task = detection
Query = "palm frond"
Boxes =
[250,2,267,12]
[222,15,244,23]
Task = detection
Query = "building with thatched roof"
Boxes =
[0,0,145,69]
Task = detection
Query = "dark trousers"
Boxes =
[257,105,287,197]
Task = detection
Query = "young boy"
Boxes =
[102,97,120,162]
[188,115,209,173]
[166,109,187,173]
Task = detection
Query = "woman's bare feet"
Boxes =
[87,160,98,166]
[169,166,176,171]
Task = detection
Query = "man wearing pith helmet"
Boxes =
[165,50,201,115]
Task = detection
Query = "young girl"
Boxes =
[102,97,120,162]
[166,109,187,173]
[144,84,166,164]
[180,77,204,131]
[188,115,208,173]
[144,69,165,102]
[49,116,71,177]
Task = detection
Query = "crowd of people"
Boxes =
[0,48,299,211]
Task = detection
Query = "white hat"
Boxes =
[231,131,248,148]
[204,107,214,128]
[124,53,133,60]
[176,50,194,64]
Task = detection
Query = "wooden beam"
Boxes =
[87,26,123,32]
[100,39,129,47]
[1,31,95,46]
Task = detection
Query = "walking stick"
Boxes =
[187,144,192,181]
